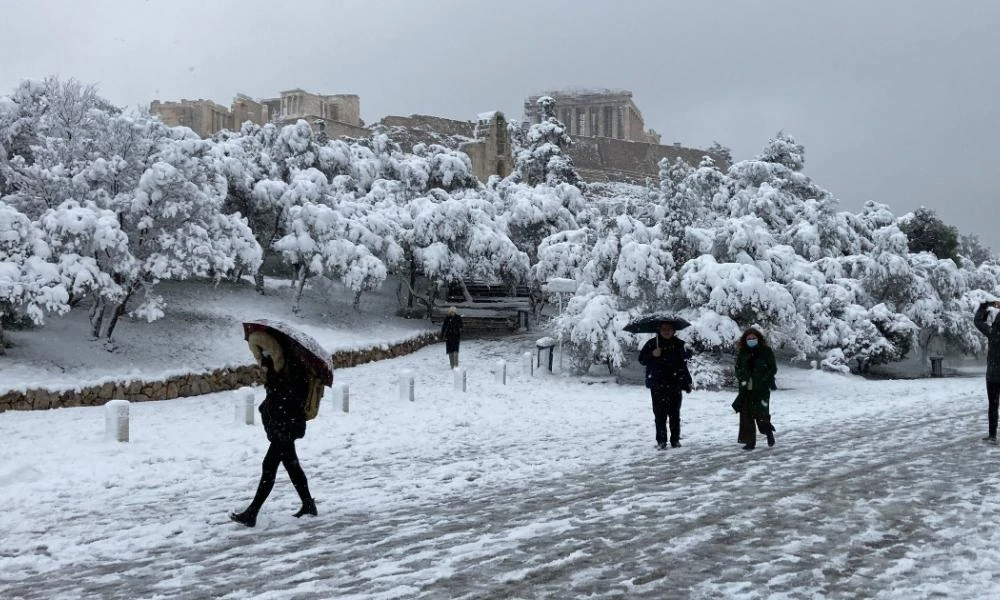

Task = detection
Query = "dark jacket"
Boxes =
[974,302,1000,382]
[732,345,777,416]
[441,314,463,354]
[638,335,693,391]
[259,355,309,443]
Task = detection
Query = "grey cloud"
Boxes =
[2,0,998,248]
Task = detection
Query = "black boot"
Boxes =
[766,430,775,447]
[230,508,258,527]
[742,444,755,451]
[293,499,317,518]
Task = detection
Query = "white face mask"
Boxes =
[746,339,758,348]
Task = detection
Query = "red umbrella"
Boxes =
[243,319,334,386]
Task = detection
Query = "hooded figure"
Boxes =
[441,306,463,369]
[231,331,316,527]
[638,321,693,449]
[974,300,1000,442]
[732,327,778,450]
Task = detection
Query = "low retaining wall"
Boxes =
[0,332,440,413]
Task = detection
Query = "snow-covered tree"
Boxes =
[495,181,587,265]
[0,200,68,352]
[0,78,121,219]
[958,232,993,267]
[509,96,584,190]
[272,168,394,312]
[406,188,528,304]
[553,215,675,373]
[86,135,261,340]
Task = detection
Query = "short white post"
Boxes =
[496,359,507,385]
[399,370,415,402]
[104,399,130,443]
[522,352,534,377]
[339,383,350,413]
[235,388,255,425]
[454,367,467,392]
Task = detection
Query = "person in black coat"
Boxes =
[637,321,693,449]
[231,332,316,527]
[441,306,463,368]
[732,327,778,450]
[974,299,1000,443]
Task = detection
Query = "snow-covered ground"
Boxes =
[0,277,435,393]
[1,331,997,599]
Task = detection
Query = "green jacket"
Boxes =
[732,345,777,416]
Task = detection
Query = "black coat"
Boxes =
[732,345,778,415]
[259,356,309,443]
[441,314,463,354]
[975,302,1000,382]
[638,335,692,390]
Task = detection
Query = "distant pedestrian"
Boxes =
[231,331,316,527]
[638,321,693,449]
[732,327,777,451]
[974,299,1000,443]
[441,306,463,369]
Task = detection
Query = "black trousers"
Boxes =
[249,440,312,513]
[651,387,683,445]
[738,410,774,447]
[988,381,1000,437]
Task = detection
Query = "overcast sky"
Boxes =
[2,0,998,249]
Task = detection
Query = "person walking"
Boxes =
[732,327,778,451]
[638,321,693,450]
[231,331,317,527]
[441,306,463,369]
[974,299,1000,443]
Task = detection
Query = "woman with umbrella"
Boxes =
[231,321,329,527]
[732,327,778,451]
[634,316,693,450]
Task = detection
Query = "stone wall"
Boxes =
[380,115,476,138]
[570,136,729,183]
[0,332,440,413]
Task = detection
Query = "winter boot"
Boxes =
[294,499,318,518]
[983,435,998,444]
[742,444,755,451]
[766,430,775,447]
[230,508,258,528]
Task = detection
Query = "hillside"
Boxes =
[1,276,435,393]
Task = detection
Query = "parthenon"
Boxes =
[523,89,661,145]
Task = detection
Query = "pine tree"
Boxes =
[509,96,584,190]
[898,207,960,262]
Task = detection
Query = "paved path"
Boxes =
[6,392,998,599]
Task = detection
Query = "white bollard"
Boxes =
[104,399,130,442]
[339,383,350,413]
[454,367,467,392]
[399,370,415,402]
[235,388,255,425]
[496,359,507,385]
[522,352,534,377]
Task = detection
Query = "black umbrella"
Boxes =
[243,319,334,386]
[623,314,692,334]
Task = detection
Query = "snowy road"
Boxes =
[2,342,998,599]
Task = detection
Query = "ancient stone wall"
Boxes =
[569,136,728,183]
[0,332,440,413]
[380,115,475,138]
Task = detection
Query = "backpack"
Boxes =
[303,372,325,420]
